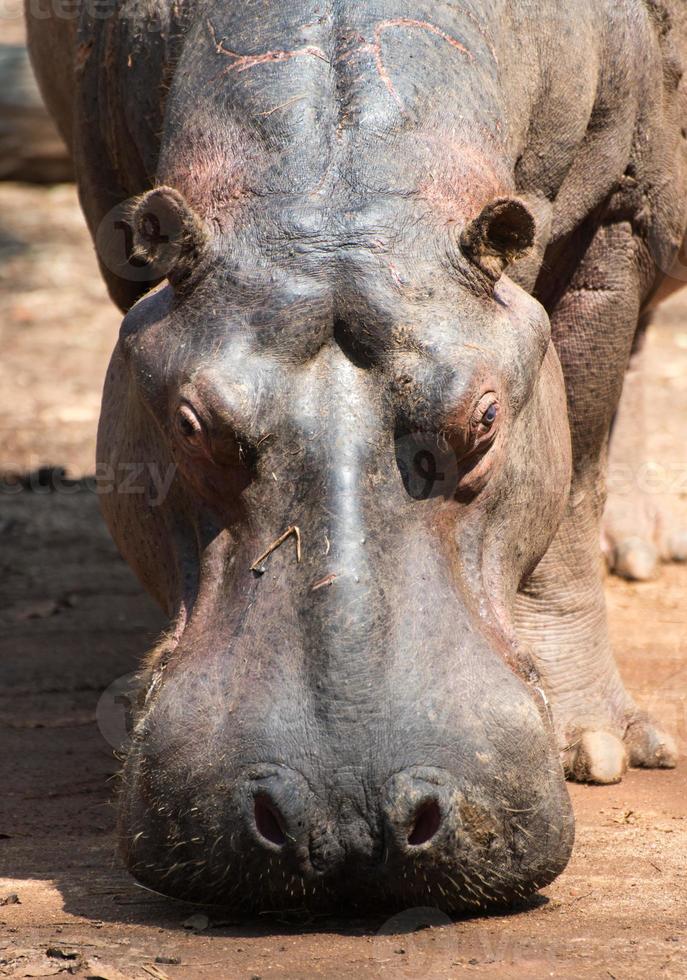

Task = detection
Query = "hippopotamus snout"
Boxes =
[118,654,574,912]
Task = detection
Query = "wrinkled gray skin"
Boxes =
[28,0,685,913]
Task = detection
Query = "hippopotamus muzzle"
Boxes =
[120,655,573,912]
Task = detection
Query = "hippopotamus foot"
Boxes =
[527,655,678,785]
[561,706,677,786]
[604,313,687,581]
[602,493,687,582]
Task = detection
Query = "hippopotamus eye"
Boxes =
[482,403,498,428]
[471,394,500,434]
[174,402,206,452]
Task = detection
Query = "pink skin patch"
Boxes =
[159,121,266,225]
[416,138,511,221]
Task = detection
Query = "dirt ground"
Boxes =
[0,174,686,980]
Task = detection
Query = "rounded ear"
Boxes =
[459,197,536,283]
[130,186,209,286]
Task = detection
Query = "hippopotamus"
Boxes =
[27,0,685,913]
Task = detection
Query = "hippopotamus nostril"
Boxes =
[381,769,453,854]
[253,795,288,848]
[406,798,443,847]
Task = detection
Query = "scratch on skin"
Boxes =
[207,12,495,109]
[436,4,499,65]
[372,18,475,109]
[260,94,309,117]
[388,262,405,288]
[208,19,329,81]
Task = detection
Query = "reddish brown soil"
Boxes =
[0,181,686,979]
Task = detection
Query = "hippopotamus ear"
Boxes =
[459,197,536,283]
[130,186,209,287]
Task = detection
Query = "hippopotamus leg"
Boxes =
[516,220,678,784]
[603,314,687,581]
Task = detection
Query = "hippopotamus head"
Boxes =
[99,181,574,913]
